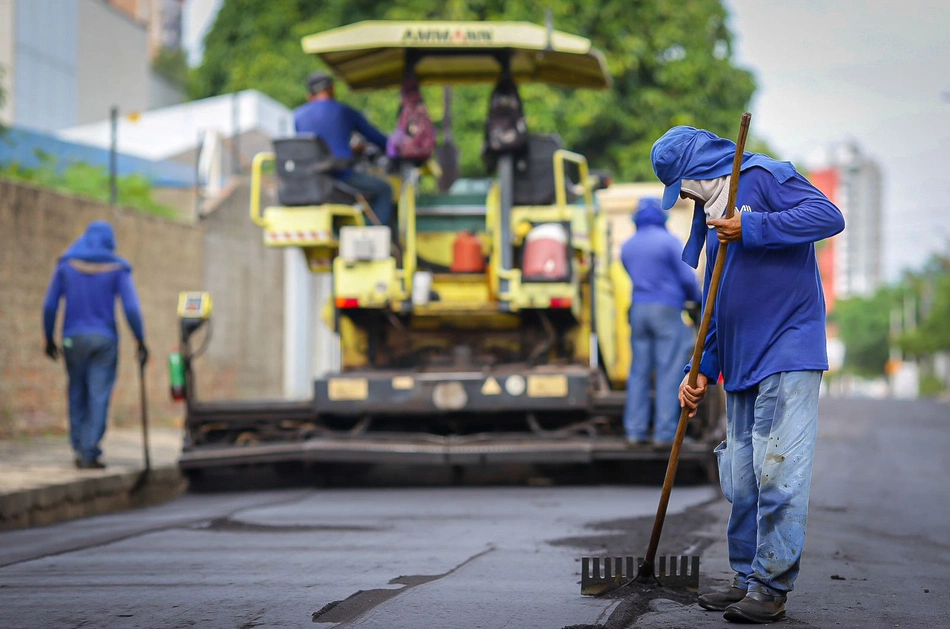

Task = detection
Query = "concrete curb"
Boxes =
[0,466,187,531]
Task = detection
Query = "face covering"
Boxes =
[681,176,730,220]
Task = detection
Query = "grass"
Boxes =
[0,150,178,219]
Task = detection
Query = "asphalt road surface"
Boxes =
[0,397,947,629]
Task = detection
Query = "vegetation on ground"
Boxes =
[0,151,178,219]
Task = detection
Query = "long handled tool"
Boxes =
[130,358,152,494]
[581,112,752,596]
[635,111,752,585]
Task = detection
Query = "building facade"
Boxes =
[810,141,884,301]
[106,0,184,59]
[0,0,182,133]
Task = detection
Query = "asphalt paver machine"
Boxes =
[173,20,724,475]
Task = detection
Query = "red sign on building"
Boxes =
[810,168,840,313]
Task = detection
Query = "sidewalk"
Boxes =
[0,427,186,531]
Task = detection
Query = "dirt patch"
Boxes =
[199,517,383,533]
[550,496,722,560]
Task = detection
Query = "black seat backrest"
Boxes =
[273,135,337,206]
[484,78,528,154]
[513,134,576,206]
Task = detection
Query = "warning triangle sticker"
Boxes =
[481,377,502,395]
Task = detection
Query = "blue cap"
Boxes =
[651,125,799,268]
[651,126,738,210]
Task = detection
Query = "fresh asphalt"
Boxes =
[0,397,947,629]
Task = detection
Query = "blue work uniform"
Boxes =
[653,126,845,598]
[293,99,393,225]
[43,222,145,464]
[620,200,701,443]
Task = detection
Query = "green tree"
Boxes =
[899,256,950,356]
[190,0,757,178]
[153,48,190,87]
[832,289,894,377]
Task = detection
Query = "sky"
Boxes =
[724,0,950,280]
[182,0,950,280]
[182,0,223,67]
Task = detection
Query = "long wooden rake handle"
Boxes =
[637,112,752,581]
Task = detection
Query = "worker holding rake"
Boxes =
[651,126,844,623]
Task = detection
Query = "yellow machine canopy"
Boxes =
[301,20,610,90]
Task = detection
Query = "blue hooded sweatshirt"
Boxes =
[651,127,845,391]
[620,197,701,310]
[43,221,145,343]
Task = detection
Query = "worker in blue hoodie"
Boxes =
[652,126,844,624]
[43,221,148,469]
[620,197,701,446]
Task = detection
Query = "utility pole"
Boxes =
[109,106,118,205]
[231,92,240,174]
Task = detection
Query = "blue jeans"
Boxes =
[719,370,822,596]
[341,171,394,227]
[63,334,118,462]
[623,302,691,442]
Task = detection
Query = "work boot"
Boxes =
[626,438,651,447]
[698,586,747,611]
[723,591,787,623]
[77,459,107,470]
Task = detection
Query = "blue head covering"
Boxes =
[651,126,797,267]
[633,197,666,229]
[60,221,131,270]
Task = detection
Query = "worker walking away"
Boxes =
[620,197,701,447]
[651,126,844,623]
[294,71,394,226]
[42,221,149,470]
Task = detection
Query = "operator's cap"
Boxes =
[307,71,335,94]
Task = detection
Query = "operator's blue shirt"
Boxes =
[620,205,701,310]
[293,99,388,177]
[694,166,844,391]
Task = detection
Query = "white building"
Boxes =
[810,141,884,298]
[57,89,293,196]
[0,0,183,132]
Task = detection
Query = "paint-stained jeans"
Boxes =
[719,370,822,596]
[63,334,118,462]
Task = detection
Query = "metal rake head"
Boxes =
[580,555,700,595]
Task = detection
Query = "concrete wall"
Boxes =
[0,178,285,438]
[0,180,202,436]
[196,178,285,401]
[77,0,150,125]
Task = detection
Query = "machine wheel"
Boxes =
[183,467,206,491]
